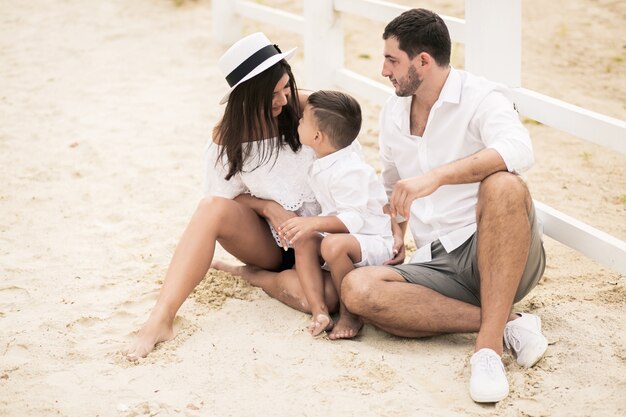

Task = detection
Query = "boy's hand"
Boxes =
[384,234,405,265]
[279,217,320,246]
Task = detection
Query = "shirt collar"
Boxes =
[312,145,354,172]
[390,67,462,129]
[439,67,462,105]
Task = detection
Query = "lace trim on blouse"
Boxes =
[203,139,321,246]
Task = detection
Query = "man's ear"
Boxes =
[411,51,426,68]
[416,51,434,69]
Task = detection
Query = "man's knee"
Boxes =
[479,172,528,197]
[342,267,376,314]
[477,172,531,217]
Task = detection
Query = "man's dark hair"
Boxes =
[307,91,362,150]
[383,8,451,66]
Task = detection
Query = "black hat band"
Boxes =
[225,44,282,87]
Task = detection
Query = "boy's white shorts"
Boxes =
[322,234,394,270]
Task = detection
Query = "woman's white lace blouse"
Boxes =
[202,139,321,246]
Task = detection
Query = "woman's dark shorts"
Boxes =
[278,248,296,271]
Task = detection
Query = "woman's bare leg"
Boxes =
[125,197,283,360]
[210,260,339,314]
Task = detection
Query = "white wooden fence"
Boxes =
[212,0,626,275]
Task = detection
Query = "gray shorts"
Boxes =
[389,203,546,307]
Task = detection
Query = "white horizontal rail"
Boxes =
[336,69,626,274]
[235,1,304,34]
[335,68,393,104]
[510,88,626,155]
[535,201,626,275]
[337,70,626,155]
[334,0,466,43]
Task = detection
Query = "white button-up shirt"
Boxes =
[309,146,392,238]
[379,68,534,262]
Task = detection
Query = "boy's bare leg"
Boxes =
[320,234,364,340]
[210,260,339,314]
[293,234,333,336]
[125,197,284,360]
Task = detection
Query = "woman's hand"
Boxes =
[279,217,319,246]
[262,201,297,248]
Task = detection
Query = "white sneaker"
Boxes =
[469,348,509,403]
[504,313,548,368]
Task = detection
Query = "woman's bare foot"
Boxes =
[307,313,333,336]
[211,260,268,287]
[124,311,175,361]
[328,313,363,340]
[210,259,244,276]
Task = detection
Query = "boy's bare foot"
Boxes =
[124,313,174,361]
[328,314,363,340]
[308,313,333,336]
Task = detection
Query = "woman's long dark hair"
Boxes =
[213,60,301,180]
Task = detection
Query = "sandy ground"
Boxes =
[1,0,625,416]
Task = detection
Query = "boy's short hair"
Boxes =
[307,90,362,150]
[383,8,451,66]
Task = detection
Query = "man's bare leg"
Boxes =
[342,267,486,337]
[320,234,364,340]
[343,173,529,344]
[474,172,532,354]
[210,260,339,315]
[125,197,284,360]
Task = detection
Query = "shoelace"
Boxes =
[475,352,504,375]
[504,326,521,352]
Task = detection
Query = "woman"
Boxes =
[125,33,338,360]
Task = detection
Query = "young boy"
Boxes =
[279,90,394,340]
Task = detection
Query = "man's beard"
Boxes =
[395,65,421,97]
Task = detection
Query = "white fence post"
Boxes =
[303,0,343,90]
[212,0,241,46]
[464,0,521,87]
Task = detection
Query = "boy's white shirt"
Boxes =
[307,141,392,238]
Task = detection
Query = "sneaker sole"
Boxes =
[470,387,509,403]
[518,335,548,368]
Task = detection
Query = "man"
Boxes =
[341,8,548,403]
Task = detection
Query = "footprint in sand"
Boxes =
[0,286,31,312]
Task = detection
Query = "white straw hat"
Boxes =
[217,32,297,104]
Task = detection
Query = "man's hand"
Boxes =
[279,217,320,246]
[390,171,441,219]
